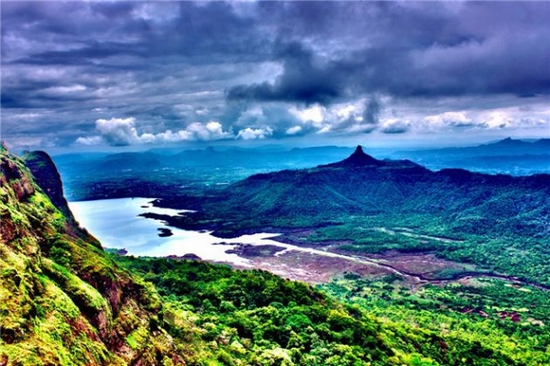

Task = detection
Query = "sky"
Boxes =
[1,1,549,151]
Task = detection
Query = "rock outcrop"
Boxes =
[0,145,185,365]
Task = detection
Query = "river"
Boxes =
[69,197,549,291]
[68,197,390,268]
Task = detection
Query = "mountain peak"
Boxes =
[337,145,383,167]
[353,145,365,155]
[320,145,384,168]
[493,137,527,146]
[23,150,81,235]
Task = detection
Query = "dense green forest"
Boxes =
[113,255,550,365]
[2,146,550,365]
[148,147,550,287]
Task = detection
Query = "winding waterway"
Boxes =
[69,197,393,268]
[69,197,549,291]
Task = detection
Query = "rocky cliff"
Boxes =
[0,144,184,365]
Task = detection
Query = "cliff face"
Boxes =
[23,150,100,245]
[23,151,75,221]
[0,145,184,365]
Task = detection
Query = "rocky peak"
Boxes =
[327,145,384,167]
[23,151,69,216]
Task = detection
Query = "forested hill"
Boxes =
[149,146,550,286]
[171,145,550,238]
[0,145,186,364]
[2,145,549,364]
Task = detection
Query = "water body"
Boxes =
[68,198,550,291]
[68,198,390,268]
[69,197,260,265]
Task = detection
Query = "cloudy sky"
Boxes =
[1,1,549,151]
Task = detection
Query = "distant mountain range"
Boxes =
[53,137,549,173]
[155,145,550,239]
[51,138,549,201]
[398,137,550,157]
[390,137,550,175]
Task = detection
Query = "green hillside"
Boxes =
[0,145,184,365]
[1,145,549,365]
[150,146,550,286]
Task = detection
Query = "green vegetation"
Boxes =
[151,148,550,287]
[0,148,182,365]
[2,146,550,365]
[114,255,549,365]
[304,216,550,285]
[321,274,550,365]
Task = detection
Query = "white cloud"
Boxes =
[422,107,549,132]
[425,111,473,128]
[237,127,273,140]
[154,130,193,143]
[480,111,512,129]
[185,121,232,141]
[334,104,357,120]
[76,118,234,146]
[285,126,303,135]
[75,136,104,146]
[95,117,141,146]
[288,100,381,136]
[380,119,410,134]
[290,104,326,126]
[150,121,233,143]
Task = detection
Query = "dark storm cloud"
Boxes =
[227,42,343,105]
[228,1,550,104]
[381,122,410,135]
[363,97,382,126]
[1,1,549,148]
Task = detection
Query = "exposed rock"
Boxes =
[334,145,384,167]
[24,151,72,217]
[0,146,185,365]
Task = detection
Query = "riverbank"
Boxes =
[69,197,550,291]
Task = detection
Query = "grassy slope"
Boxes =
[0,146,184,365]
[2,146,548,365]
[112,255,550,366]
[161,160,550,285]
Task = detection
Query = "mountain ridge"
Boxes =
[151,147,550,285]
[324,145,383,167]
[159,145,550,217]
[2,145,549,364]
[394,137,550,157]
[0,145,185,365]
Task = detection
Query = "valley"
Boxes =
[3,144,550,365]
[62,143,550,296]
[69,196,550,294]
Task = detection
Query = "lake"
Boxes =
[69,198,550,290]
[68,197,284,265]
[68,197,381,269]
